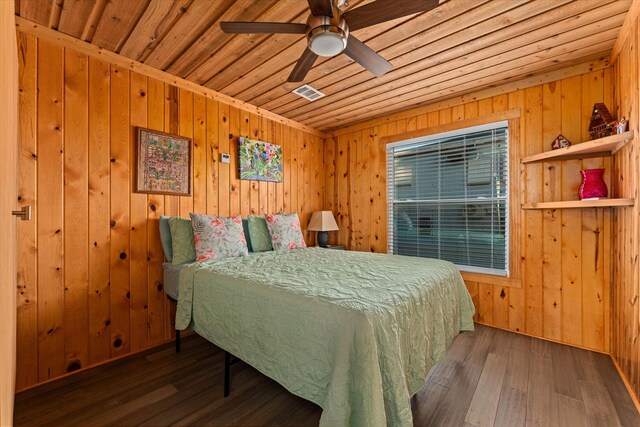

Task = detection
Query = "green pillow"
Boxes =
[159,216,173,262]
[168,216,196,265]
[247,215,272,252]
[242,218,253,252]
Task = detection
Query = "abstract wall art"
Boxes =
[238,136,283,182]
[135,127,192,195]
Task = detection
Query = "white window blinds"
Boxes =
[387,121,509,276]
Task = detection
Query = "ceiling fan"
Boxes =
[220,0,441,82]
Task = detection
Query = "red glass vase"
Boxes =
[579,168,608,200]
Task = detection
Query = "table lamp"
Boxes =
[308,211,339,248]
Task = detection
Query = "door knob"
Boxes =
[12,205,31,221]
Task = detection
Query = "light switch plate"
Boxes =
[220,153,230,164]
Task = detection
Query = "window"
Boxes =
[387,121,509,276]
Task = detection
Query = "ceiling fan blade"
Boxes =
[344,0,440,31]
[307,0,333,17]
[220,22,307,34]
[288,48,319,82]
[343,35,392,77]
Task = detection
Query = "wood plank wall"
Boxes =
[15,32,324,391]
[611,13,640,404]
[325,70,614,354]
[1,1,18,424]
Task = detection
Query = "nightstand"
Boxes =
[319,245,346,250]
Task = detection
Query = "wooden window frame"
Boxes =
[381,109,523,288]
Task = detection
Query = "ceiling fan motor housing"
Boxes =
[306,9,349,57]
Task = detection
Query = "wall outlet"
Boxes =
[220,153,230,164]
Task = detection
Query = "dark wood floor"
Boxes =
[14,324,640,426]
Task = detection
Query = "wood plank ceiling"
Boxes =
[17,0,632,131]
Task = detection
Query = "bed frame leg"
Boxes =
[224,351,231,397]
[175,329,180,353]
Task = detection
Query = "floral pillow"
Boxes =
[264,213,307,251]
[189,213,249,261]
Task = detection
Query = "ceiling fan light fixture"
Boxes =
[222,0,443,82]
[306,13,349,58]
[309,28,346,56]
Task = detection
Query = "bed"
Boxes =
[173,247,474,427]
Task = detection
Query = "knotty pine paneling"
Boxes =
[325,71,614,353]
[16,33,324,391]
[36,39,65,382]
[611,13,640,405]
[16,1,631,131]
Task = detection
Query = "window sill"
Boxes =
[460,271,521,288]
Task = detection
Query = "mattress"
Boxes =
[175,247,475,427]
[164,253,258,299]
[162,262,190,300]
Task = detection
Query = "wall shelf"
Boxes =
[521,131,634,164]
[522,198,634,210]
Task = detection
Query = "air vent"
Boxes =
[292,84,326,102]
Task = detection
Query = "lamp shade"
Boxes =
[307,211,339,232]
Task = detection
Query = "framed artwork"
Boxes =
[135,127,192,195]
[238,136,283,182]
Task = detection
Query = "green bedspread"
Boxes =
[176,247,475,427]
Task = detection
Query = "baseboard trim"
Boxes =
[609,354,640,415]
[473,321,610,354]
[15,330,195,394]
